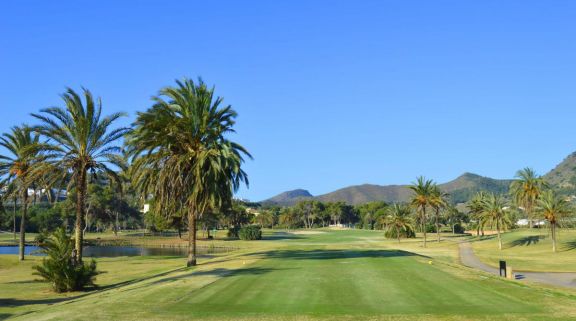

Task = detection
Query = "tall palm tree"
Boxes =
[32,88,129,262]
[408,176,435,248]
[127,78,250,267]
[480,193,512,250]
[430,185,448,242]
[382,204,414,243]
[0,126,41,261]
[467,191,487,236]
[510,168,547,228]
[537,190,571,252]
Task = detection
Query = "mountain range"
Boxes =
[261,151,576,206]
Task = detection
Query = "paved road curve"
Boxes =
[459,242,576,288]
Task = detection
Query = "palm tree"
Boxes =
[408,176,435,248]
[127,78,250,267]
[510,168,547,228]
[467,191,487,236]
[430,185,448,242]
[444,205,466,235]
[0,126,41,261]
[479,193,512,250]
[382,204,414,243]
[537,190,571,252]
[32,88,129,262]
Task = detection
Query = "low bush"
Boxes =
[33,228,99,293]
[238,225,262,240]
[452,223,465,234]
[425,224,437,233]
[227,226,240,238]
[384,227,416,239]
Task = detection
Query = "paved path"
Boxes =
[459,242,576,288]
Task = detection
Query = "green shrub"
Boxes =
[227,226,240,238]
[452,223,465,234]
[384,227,416,239]
[425,224,437,233]
[238,225,262,240]
[33,228,99,293]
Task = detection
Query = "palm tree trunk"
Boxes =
[19,190,28,261]
[436,208,440,242]
[396,226,401,243]
[187,208,197,267]
[422,207,427,248]
[75,168,87,262]
[13,197,17,242]
[497,222,502,250]
[114,211,119,236]
[551,222,557,253]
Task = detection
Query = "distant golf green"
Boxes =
[1,229,575,320]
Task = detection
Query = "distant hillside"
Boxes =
[262,189,313,206]
[316,184,411,204]
[261,173,513,206]
[260,151,576,206]
[440,173,513,204]
[544,152,576,190]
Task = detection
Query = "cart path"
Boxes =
[459,242,576,288]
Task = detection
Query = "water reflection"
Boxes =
[0,245,233,257]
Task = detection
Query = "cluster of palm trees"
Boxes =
[406,168,571,252]
[378,177,457,246]
[0,78,250,266]
[404,176,454,247]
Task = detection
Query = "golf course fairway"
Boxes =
[1,229,575,320]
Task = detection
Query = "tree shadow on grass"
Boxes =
[470,235,497,242]
[261,232,304,241]
[561,240,576,252]
[0,313,12,321]
[95,267,189,291]
[122,266,282,293]
[505,235,546,248]
[0,297,74,307]
[246,249,428,260]
[4,280,43,285]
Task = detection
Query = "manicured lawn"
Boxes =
[470,229,576,272]
[1,229,576,320]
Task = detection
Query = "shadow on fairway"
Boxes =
[0,266,191,309]
[4,280,43,285]
[469,235,497,243]
[247,249,428,260]
[0,313,11,320]
[261,232,304,241]
[0,297,74,307]
[506,235,546,248]
[562,240,576,251]
[123,266,281,292]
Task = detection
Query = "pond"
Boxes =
[0,245,234,257]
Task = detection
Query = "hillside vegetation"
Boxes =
[263,173,512,205]
[544,152,576,194]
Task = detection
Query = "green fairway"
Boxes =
[470,229,576,272]
[1,229,576,320]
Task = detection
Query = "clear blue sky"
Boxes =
[1,1,576,201]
